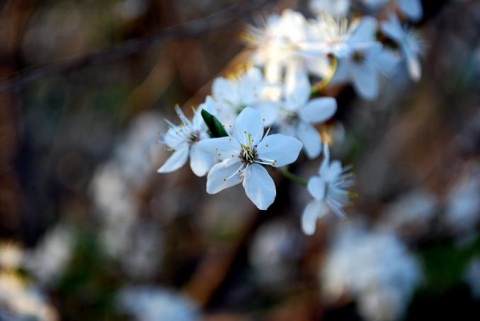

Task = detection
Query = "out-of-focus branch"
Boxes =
[0,0,276,93]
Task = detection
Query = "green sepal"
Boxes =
[201,109,229,138]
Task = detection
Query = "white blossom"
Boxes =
[117,287,199,321]
[310,0,351,17]
[246,10,316,83]
[381,14,424,81]
[275,71,337,158]
[321,222,422,321]
[302,144,353,235]
[211,67,280,127]
[198,107,302,210]
[158,103,215,177]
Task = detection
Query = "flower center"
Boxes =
[189,131,200,144]
[285,112,300,126]
[352,50,365,63]
[241,144,258,164]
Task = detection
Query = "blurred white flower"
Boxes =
[246,10,324,82]
[249,219,304,287]
[395,0,423,21]
[321,222,422,321]
[378,189,438,237]
[302,144,354,235]
[0,273,58,321]
[381,14,424,81]
[310,0,351,17]
[91,113,165,279]
[444,165,480,239]
[464,257,480,299]
[117,287,199,321]
[24,224,75,287]
[0,242,24,271]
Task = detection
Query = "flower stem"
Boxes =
[311,55,338,96]
[279,168,307,187]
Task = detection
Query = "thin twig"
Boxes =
[0,0,275,93]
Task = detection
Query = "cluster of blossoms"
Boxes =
[157,0,424,235]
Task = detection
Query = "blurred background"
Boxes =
[0,0,479,320]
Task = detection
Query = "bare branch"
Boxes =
[0,0,275,93]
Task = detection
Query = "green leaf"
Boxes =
[201,109,228,138]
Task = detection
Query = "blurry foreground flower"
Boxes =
[321,222,422,321]
[198,107,302,210]
[302,144,354,235]
[117,286,199,321]
[0,273,58,321]
[465,257,480,299]
[0,242,24,271]
[24,224,75,287]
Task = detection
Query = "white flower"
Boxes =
[381,14,424,81]
[211,67,279,127]
[321,222,422,321]
[335,41,400,99]
[305,15,375,58]
[276,71,337,158]
[395,0,423,21]
[301,144,353,235]
[118,287,199,321]
[198,107,302,210]
[246,10,315,82]
[157,102,215,177]
[310,0,351,17]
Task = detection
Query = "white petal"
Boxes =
[307,176,327,200]
[257,134,303,167]
[212,77,239,104]
[243,164,276,210]
[163,126,185,148]
[255,102,279,127]
[381,15,403,42]
[197,137,239,160]
[157,146,189,173]
[398,0,423,21]
[285,69,311,106]
[189,144,214,177]
[206,159,243,194]
[233,107,264,145]
[324,160,343,182]
[296,122,322,159]
[302,200,328,235]
[404,47,421,81]
[299,97,337,124]
[352,63,379,100]
[349,17,377,44]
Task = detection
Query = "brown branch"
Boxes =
[0,0,276,93]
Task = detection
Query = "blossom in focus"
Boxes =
[198,107,302,210]
[211,67,280,127]
[302,144,354,235]
[275,71,337,158]
[157,102,215,176]
[381,14,424,81]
